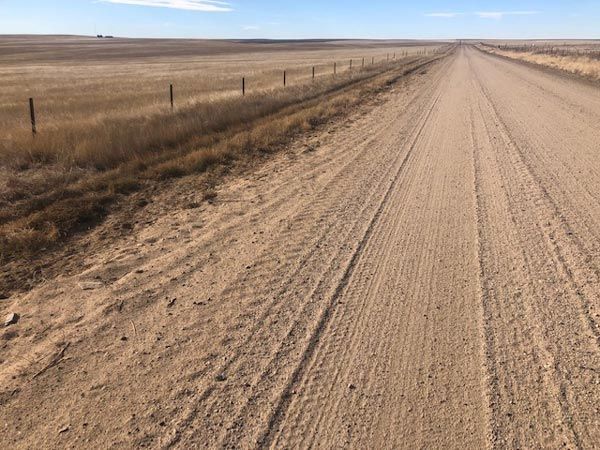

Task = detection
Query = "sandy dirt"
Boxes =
[1,46,599,448]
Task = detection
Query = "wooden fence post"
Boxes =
[242,77,245,96]
[283,70,286,87]
[312,66,315,80]
[372,56,375,64]
[29,98,36,136]
[334,62,337,75]
[362,57,365,68]
[349,59,352,70]
[170,84,174,109]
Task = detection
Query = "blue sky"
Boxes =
[1,1,599,39]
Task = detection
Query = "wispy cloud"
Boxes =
[426,10,539,20]
[475,11,539,20]
[242,25,260,31]
[100,0,232,12]
[425,12,463,18]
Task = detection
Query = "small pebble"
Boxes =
[4,313,19,327]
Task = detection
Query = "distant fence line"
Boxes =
[24,48,439,137]
[481,41,600,59]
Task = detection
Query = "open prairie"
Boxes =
[2,38,600,450]
[1,36,442,166]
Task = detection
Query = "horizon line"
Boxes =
[1,33,599,41]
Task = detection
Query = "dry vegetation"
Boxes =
[478,40,600,80]
[0,36,448,275]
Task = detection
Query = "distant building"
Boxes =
[96,35,103,38]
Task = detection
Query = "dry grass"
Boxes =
[478,41,600,81]
[1,40,442,169]
[0,37,449,267]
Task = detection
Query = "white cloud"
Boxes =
[425,12,463,18]
[100,0,232,12]
[475,11,539,20]
[426,11,539,20]
[243,25,260,31]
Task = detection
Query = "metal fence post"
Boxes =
[29,98,36,136]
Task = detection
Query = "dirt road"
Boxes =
[2,46,600,449]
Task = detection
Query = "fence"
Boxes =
[482,42,600,59]
[19,48,441,137]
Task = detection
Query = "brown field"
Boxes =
[2,41,600,449]
[1,35,441,169]
[0,36,446,271]
[477,39,600,80]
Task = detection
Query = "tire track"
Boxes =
[265,47,490,450]
[468,46,599,448]
[254,84,444,450]
[474,62,600,348]
[469,101,501,448]
[469,90,581,449]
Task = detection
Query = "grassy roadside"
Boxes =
[0,51,450,290]
[477,43,600,81]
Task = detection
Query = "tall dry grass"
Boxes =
[0,43,441,169]
[479,43,600,81]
